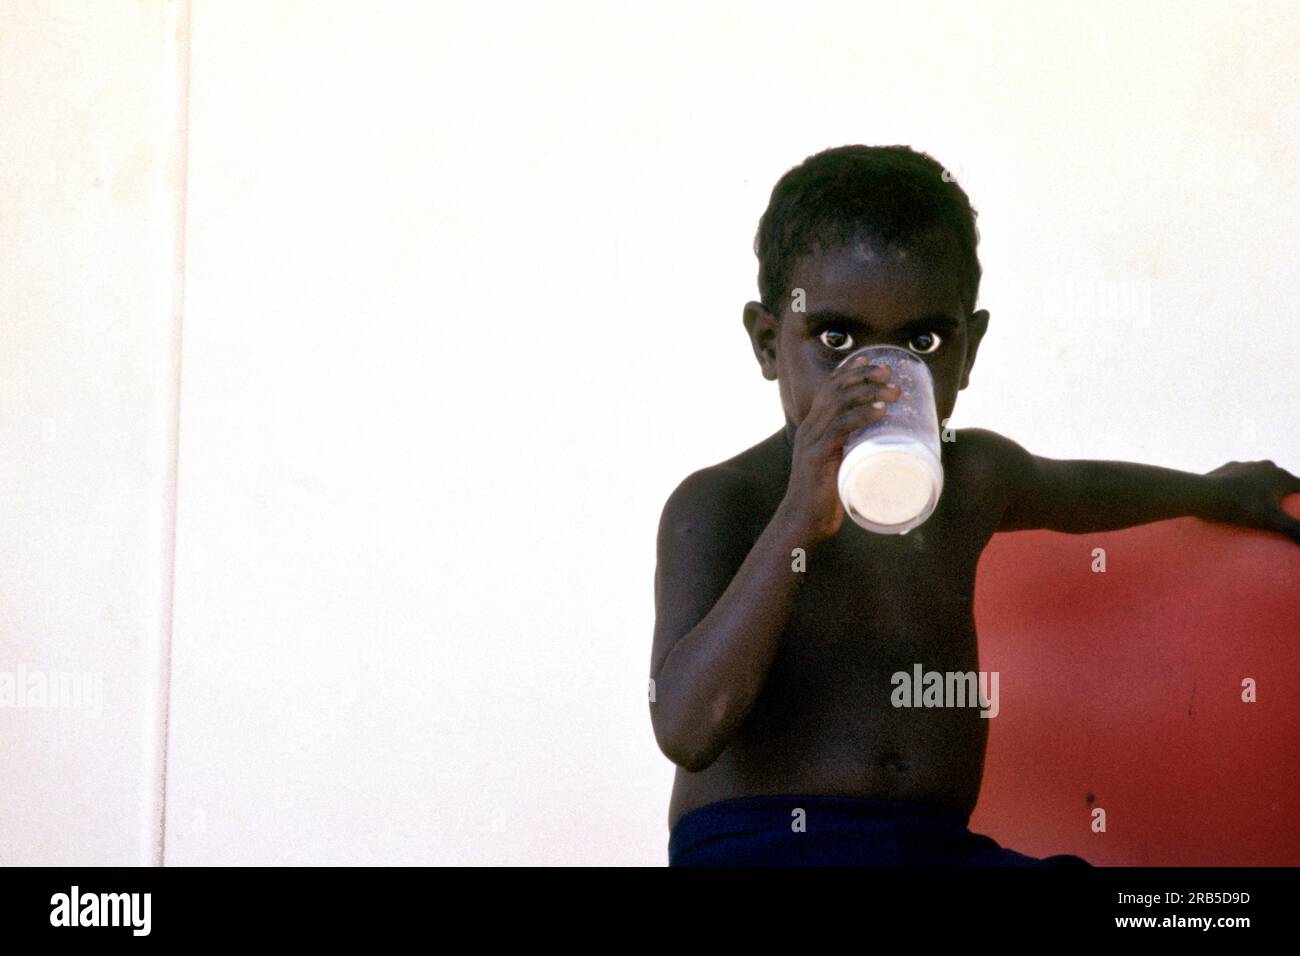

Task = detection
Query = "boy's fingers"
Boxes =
[840,379,901,402]
[837,400,889,430]
[835,360,891,382]
[805,364,898,443]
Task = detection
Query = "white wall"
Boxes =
[0,0,188,865]
[3,0,1296,865]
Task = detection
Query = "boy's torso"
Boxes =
[668,427,1009,831]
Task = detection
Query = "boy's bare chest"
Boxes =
[741,430,1001,690]
[772,508,990,687]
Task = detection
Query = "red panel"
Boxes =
[968,493,1300,866]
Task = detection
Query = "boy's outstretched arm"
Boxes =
[968,427,1300,544]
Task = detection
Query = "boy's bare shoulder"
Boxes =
[652,433,788,674]
[946,426,1015,470]
[943,426,1040,528]
[654,433,787,608]
[946,426,1034,477]
[658,431,788,541]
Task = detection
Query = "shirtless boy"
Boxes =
[649,144,1300,866]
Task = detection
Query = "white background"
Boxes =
[2,0,1296,865]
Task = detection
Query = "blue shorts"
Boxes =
[668,794,1093,867]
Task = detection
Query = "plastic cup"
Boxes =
[836,345,944,535]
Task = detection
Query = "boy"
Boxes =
[649,144,1300,866]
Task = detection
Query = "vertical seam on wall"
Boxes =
[158,0,194,868]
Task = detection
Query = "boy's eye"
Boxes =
[819,329,854,351]
[908,331,942,355]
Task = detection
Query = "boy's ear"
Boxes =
[960,309,990,390]
[742,300,780,381]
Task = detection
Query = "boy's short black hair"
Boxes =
[754,144,982,315]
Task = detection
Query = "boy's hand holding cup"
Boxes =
[780,346,945,544]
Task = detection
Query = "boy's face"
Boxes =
[743,229,989,441]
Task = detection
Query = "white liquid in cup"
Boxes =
[835,345,944,535]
